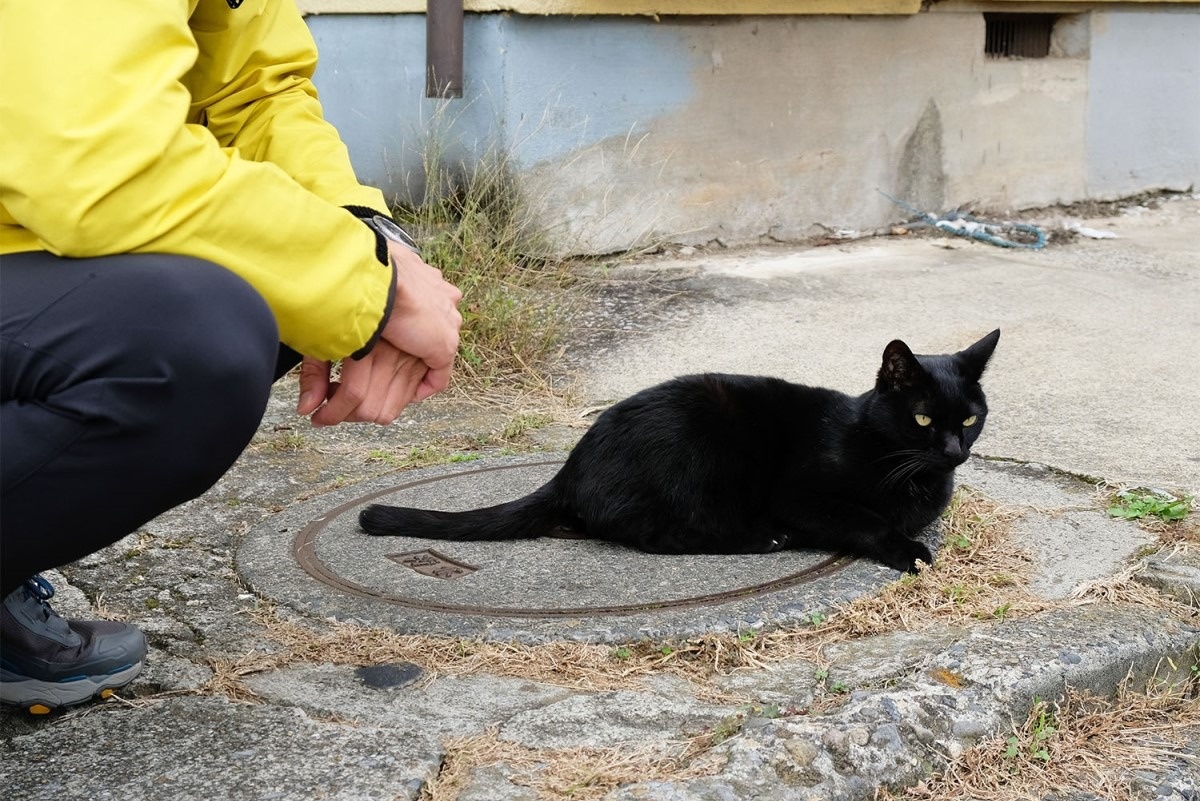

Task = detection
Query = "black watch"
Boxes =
[364,215,419,254]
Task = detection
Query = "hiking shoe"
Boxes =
[1,575,147,714]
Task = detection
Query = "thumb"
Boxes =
[297,357,332,416]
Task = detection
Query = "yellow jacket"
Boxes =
[0,0,392,360]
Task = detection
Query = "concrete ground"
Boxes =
[2,196,1198,800]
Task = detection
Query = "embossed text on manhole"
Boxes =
[387,549,478,580]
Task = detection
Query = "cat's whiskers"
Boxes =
[878,450,931,492]
[869,448,924,468]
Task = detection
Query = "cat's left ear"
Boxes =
[878,339,926,391]
[956,329,1001,383]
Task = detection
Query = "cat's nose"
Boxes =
[942,437,963,461]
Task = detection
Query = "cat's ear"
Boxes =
[957,329,1001,382]
[878,339,925,391]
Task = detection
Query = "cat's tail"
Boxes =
[358,482,562,541]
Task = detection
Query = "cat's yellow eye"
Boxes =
[914,414,932,427]
[963,415,978,427]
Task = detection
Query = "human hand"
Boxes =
[296,346,428,427]
[379,241,463,401]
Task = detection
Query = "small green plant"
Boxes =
[707,711,748,745]
[944,583,976,604]
[611,646,632,661]
[757,704,783,719]
[738,629,759,643]
[659,645,674,656]
[813,668,849,694]
[266,431,307,452]
[500,412,553,442]
[1028,705,1056,762]
[1107,490,1192,522]
[991,602,1013,621]
[804,611,827,626]
[367,445,477,470]
[1004,699,1057,764]
[366,448,396,464]
[948,532,972,549]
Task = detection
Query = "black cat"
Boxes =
[360,330,1000,573]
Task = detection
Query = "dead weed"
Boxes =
[420,728,723,801]
[896,671,1200,801]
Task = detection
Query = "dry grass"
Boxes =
[1068,551,1196,613]
[894,671,1200,801]
[805,488,1045,643]
[420,728,724,801]
[398,139,578,395]
[1137,514,1200,548]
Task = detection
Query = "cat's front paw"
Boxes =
[882,537,933,574]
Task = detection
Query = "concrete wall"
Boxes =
[1086,8,1200,197]
[307,7,1200,253]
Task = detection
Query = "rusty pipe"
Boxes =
[426,0,463,98]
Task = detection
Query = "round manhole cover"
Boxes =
[238,455,913,642]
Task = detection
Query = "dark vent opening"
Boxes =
[984,13,1057,59]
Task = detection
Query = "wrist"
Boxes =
[364,215,419,255]
[343,206,419,264]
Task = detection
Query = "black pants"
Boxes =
[1,251,300,597]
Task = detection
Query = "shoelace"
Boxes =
[21,575,58,623]
[25,575,56,602]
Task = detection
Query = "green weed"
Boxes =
[1107,490,1192,522]
[500,413,553,441]
[1004,699,1056,764]
[367,446,476,470]
[804,611,827,626]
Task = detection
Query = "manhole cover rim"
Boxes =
[292,459,859,619]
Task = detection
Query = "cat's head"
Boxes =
[872,329,1000,470]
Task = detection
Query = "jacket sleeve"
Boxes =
[187,0,390,212]
[0,0,391,361]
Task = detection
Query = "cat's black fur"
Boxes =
[360,330,1000,572]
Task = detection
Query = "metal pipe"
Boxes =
[425,0,464,99]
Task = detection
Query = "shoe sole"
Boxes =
[0,661,144,715]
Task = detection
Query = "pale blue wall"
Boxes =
[308,11,1200,245]
[308,14,697,204]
